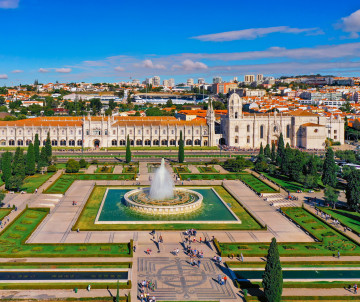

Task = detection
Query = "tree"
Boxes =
[116,280,120,302]
[276,133,285,166]
[25,142,36,175]
[7,175,23,192]
[34,134,40,163]
[224,156,251,172]
[262,237,283,302]
[324,186,339,209]
[322,147,337,187]
[126,135,132,163]
[44,132,52,164]
[38,147,48,171]
[12,147,25,180]
[346,169,360,212]
[79,159,87,168]
[1,152,12,186]
[178,131,185,163]
[259,143,264,157]
[271,142,276,163]
[166,99,173,107]
[65,159,80,173]
[264,143,271,158]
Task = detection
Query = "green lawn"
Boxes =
[197,166,219,173]
[0,208,12,221]
[0,262,132,269]
[73,185,263,231]
[94,166,114,173]
[219,207,360,257]
[55,163,67,169]
[320,207,360,234]
[263,173,305,192]
[0,208,131,258]
[21,173,55,193]
[173,166,191,174]
[44,173,136,194]
[179,173,277,193]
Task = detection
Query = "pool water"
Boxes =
[235,270,360,280]
[98,188,238,222]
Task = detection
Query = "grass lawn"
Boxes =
[73,185,263,231]
[0,262,132,269]
[219,207,360,257]
[263,173,305,192]
[0,208,12,221]
[180,173,246,181]
[0,282,130,290]
[197,166,219,173]
[44,174,136,194]
[320,207,360,234]
[55,163,67,169]
[238,174,278,193]
[21,173,55,193]
[94,166,114,173]
[173,166,191,174]
[0,208,131,258]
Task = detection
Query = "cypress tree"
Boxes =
[276,133,285,166]
[178,130,185,163]
[38,147,48,171]
[125,135,131,163]
[322,147,337,187]
[346,169,360,212]
[34,133,40,164]
[259,142,264,157]
[44,132,52,165]
[12,147,25,180]
[271,142,276,163]
[262,237,283,302]
[1,151,12,186]
[116,280,120,302]
[26,142,36,175]
[264,143,271,158]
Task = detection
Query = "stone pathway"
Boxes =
[113,165,123,174]
[85,165,97,174]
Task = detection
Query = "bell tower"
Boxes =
[228,93,242,119]
[207,98,216,146]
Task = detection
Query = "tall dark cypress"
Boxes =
[1,151,12,185]
[276,133,285,166]
[178,130,185,163]
[322,147,337,187]
[271,142,276,163]
[34,133,40,164]
[262,237,283,302]
[44,132,52,165]
[12,147,25,180]
[26,142,36,175]
[125,135,131,163]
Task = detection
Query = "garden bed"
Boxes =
[94,166,114,173]
[197,166,219,173]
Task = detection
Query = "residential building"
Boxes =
[244,75,255,83]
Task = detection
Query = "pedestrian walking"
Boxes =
[355,284,358,294]
[198,259,201,267]
[133,245,136,252]
[224,276,227,284]
[241,253,244,262]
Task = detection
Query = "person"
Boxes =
[198,259,201,267]
[355,284,358,294]
[133,245,136,252]
[224,275,227,284]
[35,188,38,193]
[199,237,202,243]
[87,284,91,291]
[217,274,222,285]
[241,253,244,262]
[140,293,144,302]
[152,296,156,302]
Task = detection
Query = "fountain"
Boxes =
[124,159,203,215]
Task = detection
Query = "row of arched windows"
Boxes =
[8,139,83,147]
[110,139,204,146]
[234,125,291,139]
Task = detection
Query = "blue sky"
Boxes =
[1,0,360,85]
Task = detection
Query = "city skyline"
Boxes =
[1,0,360,85]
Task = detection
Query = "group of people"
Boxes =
[186,247,204,259]
[139,280,156,302]
[217,274,228,285]
[0,215,10,228]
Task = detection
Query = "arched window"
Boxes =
[26,139,32,146]
[77,140,82,146]
[153,139,159,146]
[247,136,250,144]
[286,125,290,138]
[111,139,117,146]
[235,112,238,119]
[247,125,250,132]
[119,140,126,146]
[136,139,142,146]
[17,140,23,146]
[51,140,58,146]
[130,140,134,146]
[9,140,15,146]
[60,140,66,146]
[145,139,151,146]
[186,139,192,146]
[170,139,176,146]
[235,136,239,144]
[161,139,167,146]
[43,140,46,146]
[204,140,208,146]
[194,139,201,146]
[235,126,239,133]
[260,125,264,139]
[69,140,75,146]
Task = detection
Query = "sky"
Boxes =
[1,0,360,85]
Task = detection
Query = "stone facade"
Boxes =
[0,93,344,149]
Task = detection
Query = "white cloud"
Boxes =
[0,74,8,79]
[11,69,23,73]
[39,68,49,73]
[0,0,19,9]
[338,9,360,37]
[83,60,107,67]
[55,68,72,73]
[192,26,323,42]
[114,66,125,72]
[173,59,208,71]
[136,59,166,70]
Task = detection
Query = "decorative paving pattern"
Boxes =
[137,257,236,300]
